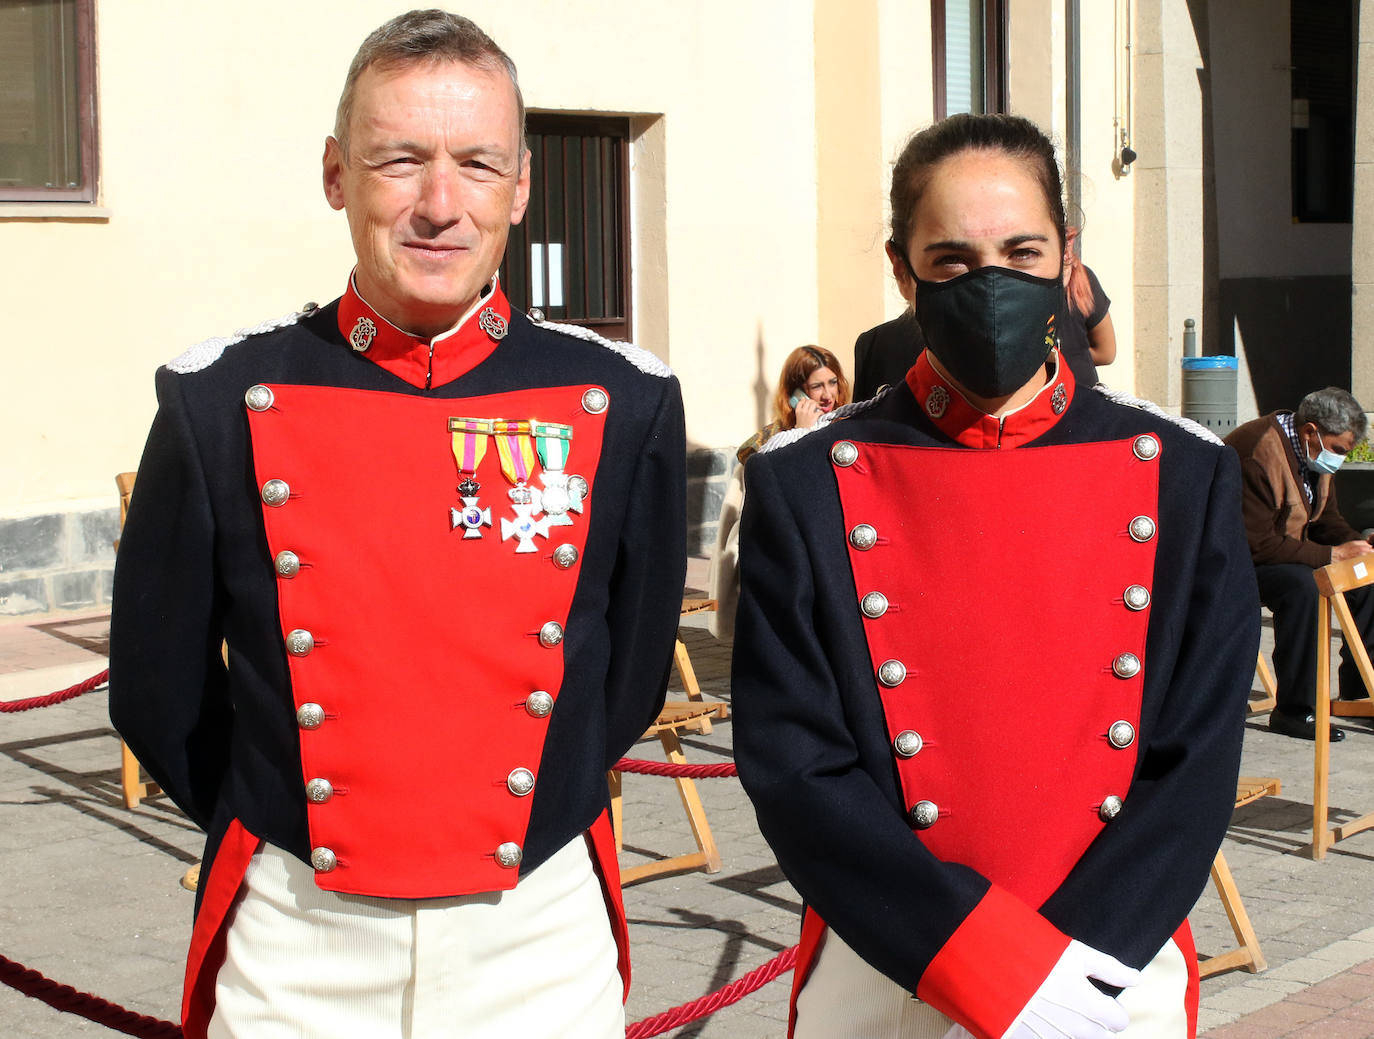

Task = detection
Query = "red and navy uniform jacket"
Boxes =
[109,280,686,1034]
[732,352,1258,1039]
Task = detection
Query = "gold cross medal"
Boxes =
[495,419,550,552]
[532,422,580,527]
[448,417,494,538]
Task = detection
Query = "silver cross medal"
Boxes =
[501,487,551,552]
[450,478,491,539]
[534,471,586,527]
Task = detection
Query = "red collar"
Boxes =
[336,276,512,389]
[904,349,1075,449]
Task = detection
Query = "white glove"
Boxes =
[938,940,1140,1039]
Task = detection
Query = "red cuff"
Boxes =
[915,886,1070,1039]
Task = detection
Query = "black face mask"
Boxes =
[911,264,1064,399]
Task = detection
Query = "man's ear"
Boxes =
[323,137,347,212]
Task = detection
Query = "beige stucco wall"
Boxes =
[1354,0,1374,407]
[1132,0,1205,411]
[1,1,824,515]
[3,0,1143,521]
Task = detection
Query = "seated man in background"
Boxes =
[1225,386,1374,741]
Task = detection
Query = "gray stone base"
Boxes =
[0,507,119,616]
[687,446,737,557]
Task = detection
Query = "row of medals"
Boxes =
[451,464,587,554]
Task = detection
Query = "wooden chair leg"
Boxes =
[608,769,624,853]
[660,727,723,874]
[1251,651,1277,715]
[1314,598,1334,860]
[1198,850,1266,977]
[121,740,144,809]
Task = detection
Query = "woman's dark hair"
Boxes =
[889,113,1067,254]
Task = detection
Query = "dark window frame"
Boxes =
[501,113,632,341]
[0,0,100,203]
[931,0,1008,120]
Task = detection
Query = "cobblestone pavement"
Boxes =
[4,609,1374,1037]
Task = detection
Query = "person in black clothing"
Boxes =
[1055,229,1116,388]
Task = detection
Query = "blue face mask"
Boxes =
[1307,437,1345,475]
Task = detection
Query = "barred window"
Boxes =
[0,0,98,202]
[502,114,631,341]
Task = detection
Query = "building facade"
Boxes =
[0,0,1367,611]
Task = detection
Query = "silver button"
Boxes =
[506,768,535,796]
[495,842,523,868]
[261,479,290,507]
[581,388,609,414]
[849,524,878,551]
[568,475,589,501]
[860,591,889,619]
[1112,652,1141,678]
[274,550,300,578]
[552,544,579,569]
[539,621,564,648]
[285,629,315,656]
[1128,516,1156,542]
[528,307,546,324]
[305,778,333,803]
[525,690,554,718]
[1108,721,1136,749]
[1132,434,1160,460]
[244,384,275,411]
[877,659,907,687]
[910,800,939,829]
[1123,584,1150,611]
[311,847,337,872]
[893,730,923,758]
[830,441,859,467]
[1099,795,1124,821]
[297,703,325,729]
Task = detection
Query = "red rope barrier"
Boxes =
[2,672,780,1037]
[0,669,109,714]
[614,757,738,779]
[0,954,182,1038]
[625,944,799,1038]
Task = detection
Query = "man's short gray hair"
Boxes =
[1296,386,1368,441]
[334,9,525,155]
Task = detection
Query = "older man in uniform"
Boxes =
[110,11,685,1039]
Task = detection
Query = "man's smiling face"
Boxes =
[323,59,530,337]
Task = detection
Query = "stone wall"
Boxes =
[0,508,119,616]
[687,446,737,559]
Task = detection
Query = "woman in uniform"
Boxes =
[732,113,1258,1039]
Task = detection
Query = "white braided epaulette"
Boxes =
[757,387,890,456]
[537,318,673,378]
[165,310,307,374]
[1093,383,1222,445]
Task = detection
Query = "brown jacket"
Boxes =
[1224,412,1360,568]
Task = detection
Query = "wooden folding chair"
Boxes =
[610,699,729,886]
[1312,556,1374,858]
[1196,776,1279,977]
[114,472,164,810]
[668,597,726,735]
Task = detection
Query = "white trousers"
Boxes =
[207,835,623,1039]
[795,926,1191,1039]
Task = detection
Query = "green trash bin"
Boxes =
[1181,356,1238,435]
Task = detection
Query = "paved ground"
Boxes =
[4,597,1374,1037]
